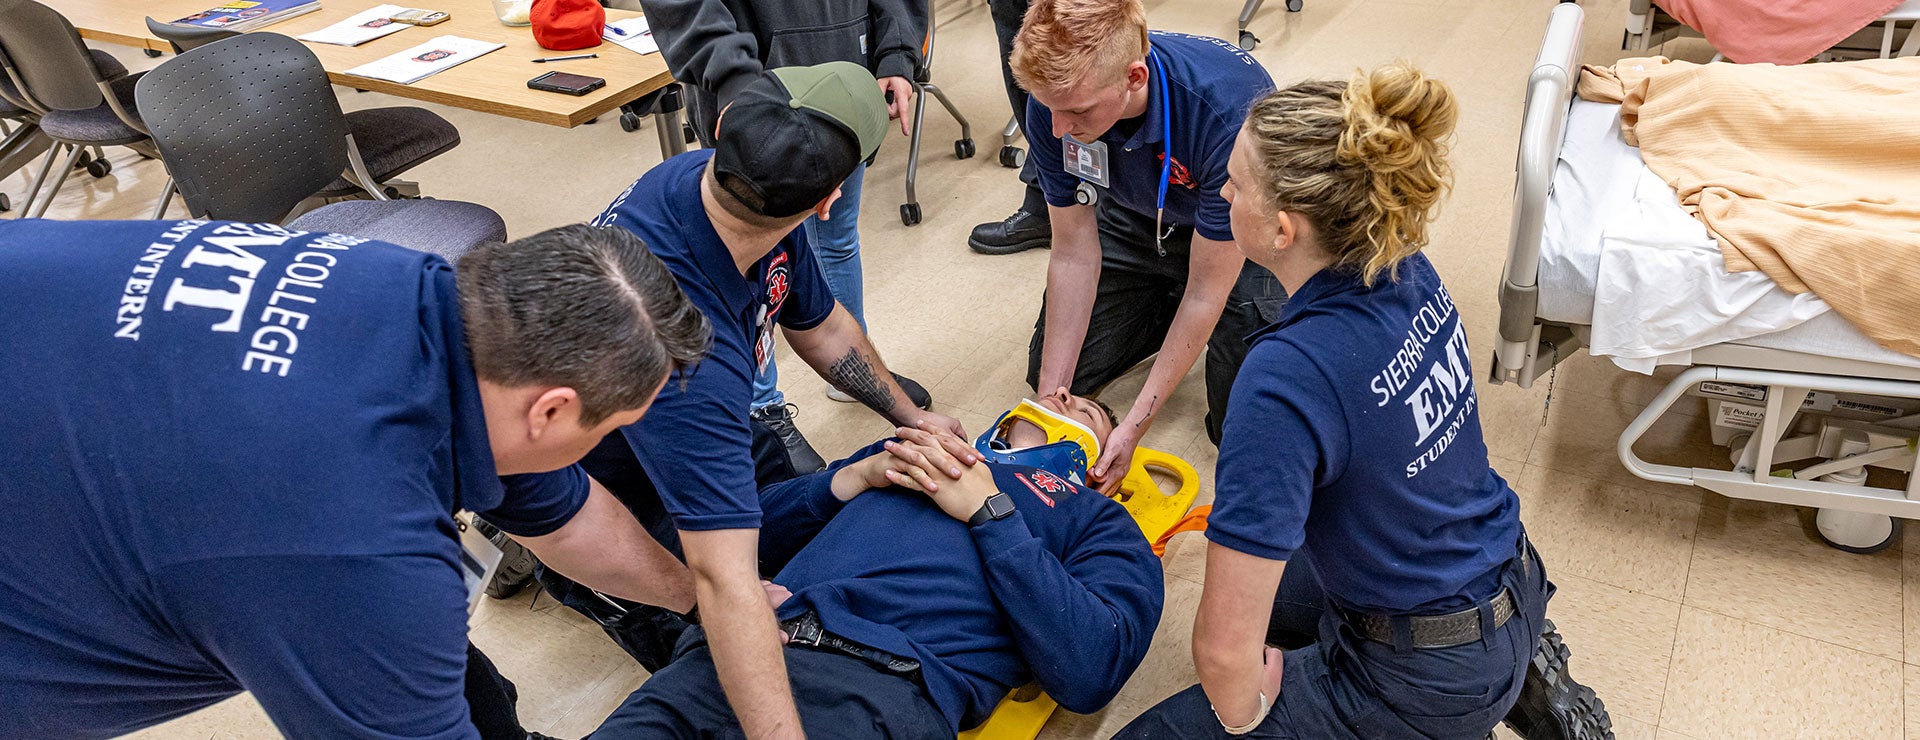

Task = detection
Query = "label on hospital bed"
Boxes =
[1713,401,1766,430]
[1700,382,1767,402]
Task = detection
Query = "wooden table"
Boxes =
[52,0,680,130]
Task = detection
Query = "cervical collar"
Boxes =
[972,399,1099,485]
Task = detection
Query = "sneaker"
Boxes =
[751,403,827,473]
[968,208,1051,255]
[825,372,933,410]
[1503,619,1615,740]
[476,518,536,600]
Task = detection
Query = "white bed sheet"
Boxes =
[1538,99,1920,372]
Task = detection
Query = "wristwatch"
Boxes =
[967,492,1016,527]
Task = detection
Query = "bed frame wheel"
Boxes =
[1815,508,1900,554]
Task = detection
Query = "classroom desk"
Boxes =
[51,0,685,144]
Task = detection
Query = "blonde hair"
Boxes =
[1242,61,1457,285]
[1009,0,1149,95]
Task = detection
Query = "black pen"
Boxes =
[533,53,598,63]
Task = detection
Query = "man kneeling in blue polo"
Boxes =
[590,427,1165,738]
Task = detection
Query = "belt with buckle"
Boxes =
[1352,543,1532,650]
[780,612,923,683]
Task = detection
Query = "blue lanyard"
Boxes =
[1149,48,1173,256]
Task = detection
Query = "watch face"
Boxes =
[988,493,1016,518]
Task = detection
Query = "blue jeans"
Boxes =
[751,164,866,410]
[1114,537,1552,739]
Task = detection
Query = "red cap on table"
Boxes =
[531,0,605,51]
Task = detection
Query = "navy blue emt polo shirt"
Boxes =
[758,441,1164,732]
[0,220,580,739]
[512,150,836,532]
[1208,255,1521,615]
[1026,31,1273,243]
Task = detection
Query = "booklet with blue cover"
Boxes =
[171,0,321,32]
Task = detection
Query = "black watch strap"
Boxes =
[967,492,1016,527]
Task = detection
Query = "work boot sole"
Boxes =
[967,233,1051,256]
[1504,620,1614,740]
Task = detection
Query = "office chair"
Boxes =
[143,16,463,206]
[0,0,163,217]
[135,33,504,259]
[1235,0,1302,51]
[0,42,123,212]
[898,0,973,226]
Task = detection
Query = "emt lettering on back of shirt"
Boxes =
[1207,254,1520,615]
[0,219,580,739]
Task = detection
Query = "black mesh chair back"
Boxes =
[0,0,106,112]
[144,17,240,54]
[135,32,351,223]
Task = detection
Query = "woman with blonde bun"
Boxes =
[1114,63,1613,740]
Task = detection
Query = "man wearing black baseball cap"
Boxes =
[520,61,971,740]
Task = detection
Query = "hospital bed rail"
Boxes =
[1491,1,1584,389]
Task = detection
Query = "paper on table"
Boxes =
[297,4,410,46]
[344,36,505,84]
[603,17,658,55]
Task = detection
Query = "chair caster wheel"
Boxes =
[620,112,641,132]
[0,192,13,212]
[144,48,164,58]
[683,123,697,144]
[583,116,598,125]
[899,202,921,226]
[1237,31,1259,50]
[954,138,975,159]
[86,157,111,178]
[1287,0,1302,11]
[998,145,1025,168]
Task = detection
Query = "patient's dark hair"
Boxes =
[1093,399,1118,429]
[458,224,712,426]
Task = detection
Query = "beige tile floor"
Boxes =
[54,0,1912,737]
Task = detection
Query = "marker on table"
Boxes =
[533,53,597,63]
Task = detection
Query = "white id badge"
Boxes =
[457,512,505,614]
[753,304,775,373]
[1061,135,1110,188]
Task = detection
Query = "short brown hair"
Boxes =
[1241,62,1458,285]
[1010,0,1149,95]
[458,224,711,426]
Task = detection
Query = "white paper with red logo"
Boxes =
[344,35,505,85]
[297,5,413,46]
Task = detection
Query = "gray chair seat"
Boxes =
[287,198,505,263]
[318,106,459,196]
[0,49,125,119]
[39,71,142,144]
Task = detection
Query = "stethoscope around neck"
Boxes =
[1072,47,1175,256]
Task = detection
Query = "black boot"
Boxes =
[475,518,536,600]
[1503,620,1614,740]
[827,371,933,410]
[968,208,1051,255]
[751,403,826,473]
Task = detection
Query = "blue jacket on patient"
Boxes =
[758,440,1164,732]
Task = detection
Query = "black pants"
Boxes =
[1114,538,1553,739]
[535,418,801,671]
[465,642,530,740]
[1026,197,1287,443]
[588,627,950,739]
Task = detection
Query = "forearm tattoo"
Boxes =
[826,347,896,415]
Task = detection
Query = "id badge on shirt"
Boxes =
[1062,135,1110,188]
[753,304,775,373]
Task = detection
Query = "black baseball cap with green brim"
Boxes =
[713,61,889,219]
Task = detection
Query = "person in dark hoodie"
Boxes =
[589,425,1165,739]
[640,0,932,473]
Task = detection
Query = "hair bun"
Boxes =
[1339,61,1457,174]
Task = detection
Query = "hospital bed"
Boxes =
[1622,0,1920,60]
[1492,2,1920,553]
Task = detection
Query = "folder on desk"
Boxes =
[171,0,320,32]
[344,36,505,85]
[297,4,411,46]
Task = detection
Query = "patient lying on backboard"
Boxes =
[589,397,1161,739]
